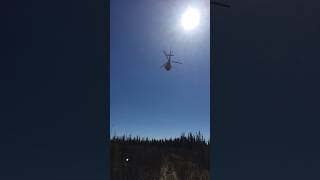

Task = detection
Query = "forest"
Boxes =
[111,132,210,180]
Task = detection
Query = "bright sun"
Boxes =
[181,7,200,30]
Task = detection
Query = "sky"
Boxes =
[110,0,210,140]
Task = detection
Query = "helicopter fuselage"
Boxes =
[164,61,171,71]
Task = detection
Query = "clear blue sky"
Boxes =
[110,0,210,140]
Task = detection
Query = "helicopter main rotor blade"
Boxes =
[172,61,182,64]
[163,51,172,61]
[160,63,166,68]
[163,50,167,56]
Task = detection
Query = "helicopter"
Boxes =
[161,49,182,71]
[159,1,230,71]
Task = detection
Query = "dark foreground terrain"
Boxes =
[111,132,209,180]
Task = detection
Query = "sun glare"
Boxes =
[181,7,200,30]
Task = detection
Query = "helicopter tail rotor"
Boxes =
[163,50,174,57]
[169,49,174,57]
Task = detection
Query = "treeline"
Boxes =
[111,131,210,180]
[111,131,209,148]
